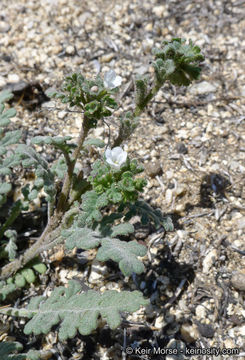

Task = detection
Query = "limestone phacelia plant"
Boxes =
[0,38,204,357]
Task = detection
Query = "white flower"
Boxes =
[104,70,122,89]
[105,147,127,169]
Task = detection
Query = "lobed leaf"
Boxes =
[111,222,134,237]
[96,238,146,276]
[0,130,21,147]
[79,190,108,226]
[0,280,149,340]
[63,224,103,250]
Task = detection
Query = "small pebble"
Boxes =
[202,249,218,274]
[66,45,75,55]
[196,321,215,338]
[154,314,165,329]
[57,111,67,119]
[176,142,188,154]
[189,81,218,95]
[231,272,245,291]
[145,162,162,178]
[100,53,115,63]
[0,21,11,33]
[7,73,20,83]
[180,323,199,343]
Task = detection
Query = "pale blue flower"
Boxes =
[105,147,127,169]
[104,70,122,89]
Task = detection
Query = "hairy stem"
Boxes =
[56,116,90,213]
[0,214,61,280]
[113,82,163,148]
[133,83,162,118]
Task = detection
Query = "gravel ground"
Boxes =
[0,0,245,359]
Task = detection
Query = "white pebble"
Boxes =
[202,249,218,274]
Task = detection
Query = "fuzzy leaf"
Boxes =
[4,229,18,260]
[0,90,14,104]
[0,280,149,340]
[21,268,36,284]
[31,262,47,275]
[26,350,42,360]
[84,138,105,148]
[0,182,11,194]
[16,144,56,203]
[80,191,108,226]
[111,223,134,237]
[96,238,146,276]
[31,135,76,155]
[152,38,204,86]
[0,280,17,301]
[51,156,67,179]
[14,273,26,287]
[125,200,174,231]
[63,225,103,250]
[0,342,25,360]
[0,130,21,147]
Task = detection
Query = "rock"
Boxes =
[165,188,173,205]
[100,53,115,63]
[180,323,199,343]
[88,259,107,284]
[152,5,166,17]
[202,249,218,274]
[7,74,21,83]
[238,325,245,336]
[189,81,218,95]
[143,38,154,53]
[154,314,165,329]
[166,170,174,180]
[174,185,187,197]
[145,162,162,178]
[195,305,207,319]
[0,76,6,88]
[177,129,189,139]
[166,340,186,360]
[57,110,67,119]
[0,21,11,33]
[236,216,245,230]
[134,64,149,75]
[144,23,153,31]
[231,272,245,291]
[176,142,188,154]
[66,45,75,55]
[195,321,215,338]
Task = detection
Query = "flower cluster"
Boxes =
[88,147,146,204]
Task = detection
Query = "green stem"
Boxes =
[133,83,162,118]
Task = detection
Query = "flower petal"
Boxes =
[104,70,122,89]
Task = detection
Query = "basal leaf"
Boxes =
[0,280,149,340]
[96,238,146,276]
